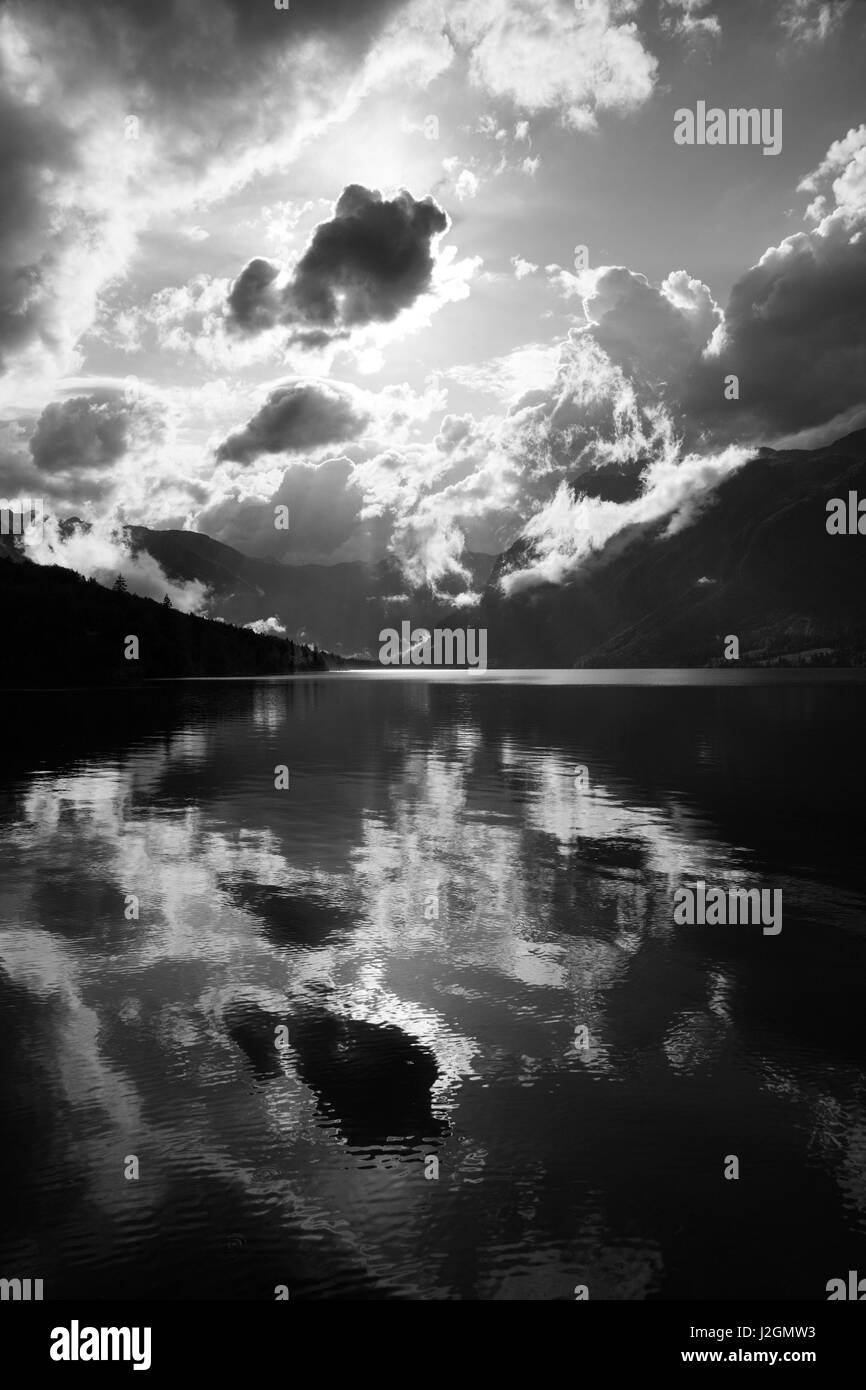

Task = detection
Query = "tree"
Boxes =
[112,574,128,593]
[162,594,172,608]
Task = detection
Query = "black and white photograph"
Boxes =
[1,0,865,1354]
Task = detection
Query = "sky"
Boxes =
[2,0,866,605]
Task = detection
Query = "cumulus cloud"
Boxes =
[488,126,866,590]
[244,616,287,637]
[530,128,866,455]
[583,266,722,410]
[449,0,658,131]
[435,414,475,451]
[226,185,449,346]
[215,380,372,464]
[797,124,866,215]
[30,395,132,475]
[374,121,866,596]
[690,215,866,441]
[23,389,168,508]
[681,132,866,444]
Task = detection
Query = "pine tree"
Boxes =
[163,594,172,608]
[112,574,128,593]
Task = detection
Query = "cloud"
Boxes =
[502,442,748,594]
[778,0,851,44]
[660,0,721,39]
[797,124,866,214]
[24,389,167,508]
[215,380,372,464]
[0,0,444,401]
[682,133,866,444]
[449,0,658,132]
[244,616,287,637]
[435,414,475,451]
[691,216,866,441]
[22,513,210,612]
[30,395,132,475]
[191,126,866,598]
[511,256,538,279]
[454,169,481,200]
[584,266,722,405]
[489,127,866,590]
[196,454,392,565]
[534,128,866,452]
[446,342,562,402]
[226,185,449,345]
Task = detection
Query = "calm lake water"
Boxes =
[1,672,865,1300]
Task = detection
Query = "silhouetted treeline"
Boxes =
[0,557,337,686]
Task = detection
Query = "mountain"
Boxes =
[0,554,336,687]
[127,525,497,658]
[54,426,866,669]
[475,429,866,667]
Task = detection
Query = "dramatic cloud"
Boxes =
[489,128,866,591]
[691,215,866,441]
[24,390,167,508]
[0,0,443,399]
[528,127,866,455]
[581,266,722,421]
[30,396,132,476]
[502,441,749,594]
[684,130,866,444]
[4,0,866,612]
[226,186,449,345]
[215,380,372,464]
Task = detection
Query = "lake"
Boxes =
[1,672,865,1300]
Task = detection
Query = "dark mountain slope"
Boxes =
[0,555,332,687]
[476,430,866,667]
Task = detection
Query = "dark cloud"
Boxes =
[225,258,281,334]
[29,395,131,474]
[684,215,866,441]
[226,185,449,343]
[20,390,166,508]
[215,380,371,465]
[544,215,866,458]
